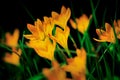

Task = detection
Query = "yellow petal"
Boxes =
[69,19,77,29]
[26,19,45,40]
[77,14,89,34]
[114,20,117,27]
[96,29,105,35]
[105,23,112,33]
[93,38,107,42]
[114,20,120,39]
[117,20,120,27]
[26,37,56,60]
[70,14,90,34]
[27,24,38,35]
[76,48,86,59]
[51,11,59,19]
[61,5,67,14]
[35,19,43,27]
[51,6,71,29]
[23,35,36,40]
[43,16,54,36]
[49,26,70,48]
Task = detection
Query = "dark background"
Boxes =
[0,0,120,34]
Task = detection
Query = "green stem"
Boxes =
[65,47,72,58]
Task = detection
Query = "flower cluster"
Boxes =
[0,5,120,80]
[23,6,86,80]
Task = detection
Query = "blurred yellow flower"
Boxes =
[63,48,86,80]
[51,5,71,29]
[2,29,22,66]
[94,22,120,43]
[3,48,22,66]
[5,29,19,47]
[42,60,67,80]
[113,20,120,38]
[49,26,70,48]
[70,14,91,34]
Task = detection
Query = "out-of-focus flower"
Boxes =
[62,48,86,80]
[70,14,91,34]
[51,5,71,29]
[42,60,67,80]
[24,18,56,60]
[94,22,120,43]
[3,48,22,66]
[5,29,19,47]
[49,26,70,48]
[2,29,22,66]
[113,20,120,38]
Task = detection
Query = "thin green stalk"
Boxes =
[26,66,33,78]
[103,56,112,79]
[65,47,72,58]
[88,43,112,80]
[56,45,67,63]
[89,0,100,28]
[69,34,77,48]
[33,59,39,74]
[19,31,30,64]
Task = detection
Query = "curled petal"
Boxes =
[93,38,107,42]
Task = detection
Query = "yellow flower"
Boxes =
[24,18,56,60]
[94,22,120,43]
[42,60,67,80]
[26,37,56,60]
[2,29,22,66]
[70,14,91,34]
[49,26,70,48]
[62,48,86,80]
[51,5,71,29]
[24,19,45,40]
